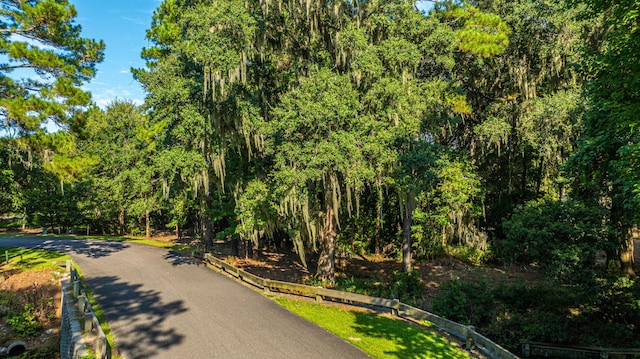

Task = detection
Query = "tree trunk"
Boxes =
[621,227,636,277]
[245,240,253,259]
[373,182,383,254]
[119,209,125,236]
[145,208,150,238]
[612,193,636,277]
[402,189,416,273]
[317,201,337,283]
[202,196,213,249]
[231,236,239,257]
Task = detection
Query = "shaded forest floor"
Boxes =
[206,239,545,310]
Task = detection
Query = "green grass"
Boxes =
[0,247,70,271]
[77,271,121,359]
[273,297,470,359]
[64,261,121,359]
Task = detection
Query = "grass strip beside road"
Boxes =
[0,247,69,271]
[273,296,471,359]
[77,268,122,359]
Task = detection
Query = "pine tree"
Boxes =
[0,0,104,136]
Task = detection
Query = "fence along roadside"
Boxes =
[203,253,518,359]
[59,260,109,359]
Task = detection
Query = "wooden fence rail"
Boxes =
[522,341,640,359]
[204,253,519,359]
[60,260,109,359]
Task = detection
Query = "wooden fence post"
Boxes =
[73,281,81,297]
[465,326,476,350]
[78,295,86,313]
[84,312,93,332]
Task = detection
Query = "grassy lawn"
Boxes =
[273,297,470,359]
[0,247,70,271]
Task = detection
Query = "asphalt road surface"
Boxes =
[1,236,370,359]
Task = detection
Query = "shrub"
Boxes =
[392,270,425,306]
[498,196,614,282]
[7,304,42,337]
[432,279,494,326]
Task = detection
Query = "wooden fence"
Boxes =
[61,260,109,359]
[204,253,518,359]
[522,341,640,359]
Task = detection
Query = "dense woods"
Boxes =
[1,0,639,351]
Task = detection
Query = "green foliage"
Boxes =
[332,271,425,307]
[234,179,277,244]
[410,152,485,259]
[432,279,495,326]
[450,6,511,57]
[7,304,42,338]
[499,196,613,281]
[0,0,104,135]
[567,0,640,276]
[432,276,640,351]
[391,270,424,307]
[333,276,387,298]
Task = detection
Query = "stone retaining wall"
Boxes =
[60,277,88,359]
[59,261,108,359]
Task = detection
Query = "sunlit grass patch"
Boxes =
[0,247,70,271]
[273,297,470,359]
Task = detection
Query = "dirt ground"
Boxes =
[0,267,61,357]
[209,239,544,310]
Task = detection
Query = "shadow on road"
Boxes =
[39,238,130,258]
[0,236,130,259]
[162,251,202,267]
[86,275,188,358]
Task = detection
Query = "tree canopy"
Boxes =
[1,0,639,350]
[0,0,104,136]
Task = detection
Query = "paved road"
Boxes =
[1,236,370,359]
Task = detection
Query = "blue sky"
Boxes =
[71,1,434,109]
[71,0,161,108]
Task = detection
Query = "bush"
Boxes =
[333,270,425,306]
[7,304,42,337]
[392,270,425,306]
[432,279,494,326]
[334,276,387,298]
[498,197,614,282]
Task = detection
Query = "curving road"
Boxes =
[0,236,370,359]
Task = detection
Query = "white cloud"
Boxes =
[121,16,147,26]
[90,87,144,109]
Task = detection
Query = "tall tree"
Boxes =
[137,0,514,280]
[135,0,257,248]
[433,0,587,236]
[83,101,154,236]
[568,0,639,277]
[0,0,104,136]
[267,68,364,281]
